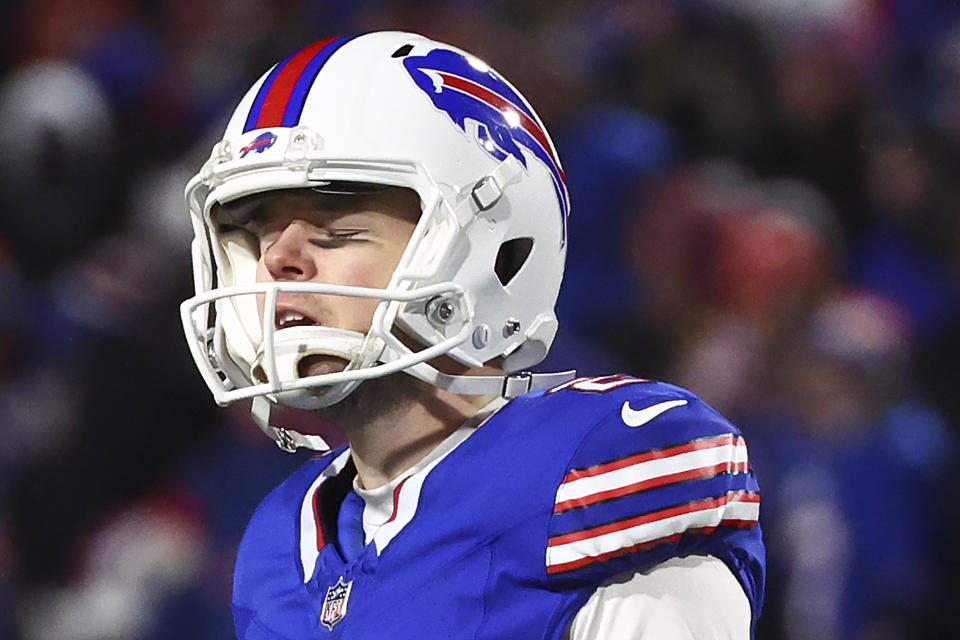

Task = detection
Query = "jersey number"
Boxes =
[546,374,649,395]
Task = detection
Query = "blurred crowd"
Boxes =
[1,1,958,639]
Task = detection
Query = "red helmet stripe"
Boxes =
[244,36,359,133]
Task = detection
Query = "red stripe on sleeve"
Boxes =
[546,532,685,574]
[546,517,759,575]
[548,491,760,547]
[562,434,741,484]
[554,460,743,513]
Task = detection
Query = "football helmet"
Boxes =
[181,32,573,450]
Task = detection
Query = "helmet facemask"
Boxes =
[183,167,477,408]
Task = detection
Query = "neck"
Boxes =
[318,371,498,489]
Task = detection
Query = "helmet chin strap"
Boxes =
[404,361,576,398]
[251,395,334,453]
[249,364,576,453]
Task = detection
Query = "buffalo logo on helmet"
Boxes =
[402,48,569,241]
[239,131,278,158]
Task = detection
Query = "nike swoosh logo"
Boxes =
[621,399,688,427]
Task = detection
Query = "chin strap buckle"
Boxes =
[500,370,577,398]
[501,372,533,398]
[251,396,332,454]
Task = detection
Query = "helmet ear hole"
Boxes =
[494,237,533,286]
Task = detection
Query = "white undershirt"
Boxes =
[353,397,508,544]
[565,555,752,640]
[350,400,752,639]
[353,436,469,545]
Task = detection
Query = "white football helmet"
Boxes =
[181,31,573,451]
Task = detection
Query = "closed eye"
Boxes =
[310,230,365,249]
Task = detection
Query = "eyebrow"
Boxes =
[263,192,383,217]
[252,204,381,236]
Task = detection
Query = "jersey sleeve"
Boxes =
[545,384,764,623]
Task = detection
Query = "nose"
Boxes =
[262,221,317,281]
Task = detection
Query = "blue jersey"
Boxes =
[233,376,765,639]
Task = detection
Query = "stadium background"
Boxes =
[0,1,958,638]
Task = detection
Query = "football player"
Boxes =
[181,31,765,639]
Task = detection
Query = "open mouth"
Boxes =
[275,310,321,330]
[298,354,349,377]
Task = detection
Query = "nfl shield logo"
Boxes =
[321,576,353,630]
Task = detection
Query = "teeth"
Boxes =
[277,311,307,328]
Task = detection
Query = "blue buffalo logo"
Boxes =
[239,131,278,158]
[403,49,569,245]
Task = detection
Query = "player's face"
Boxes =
[251,187,420,376]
